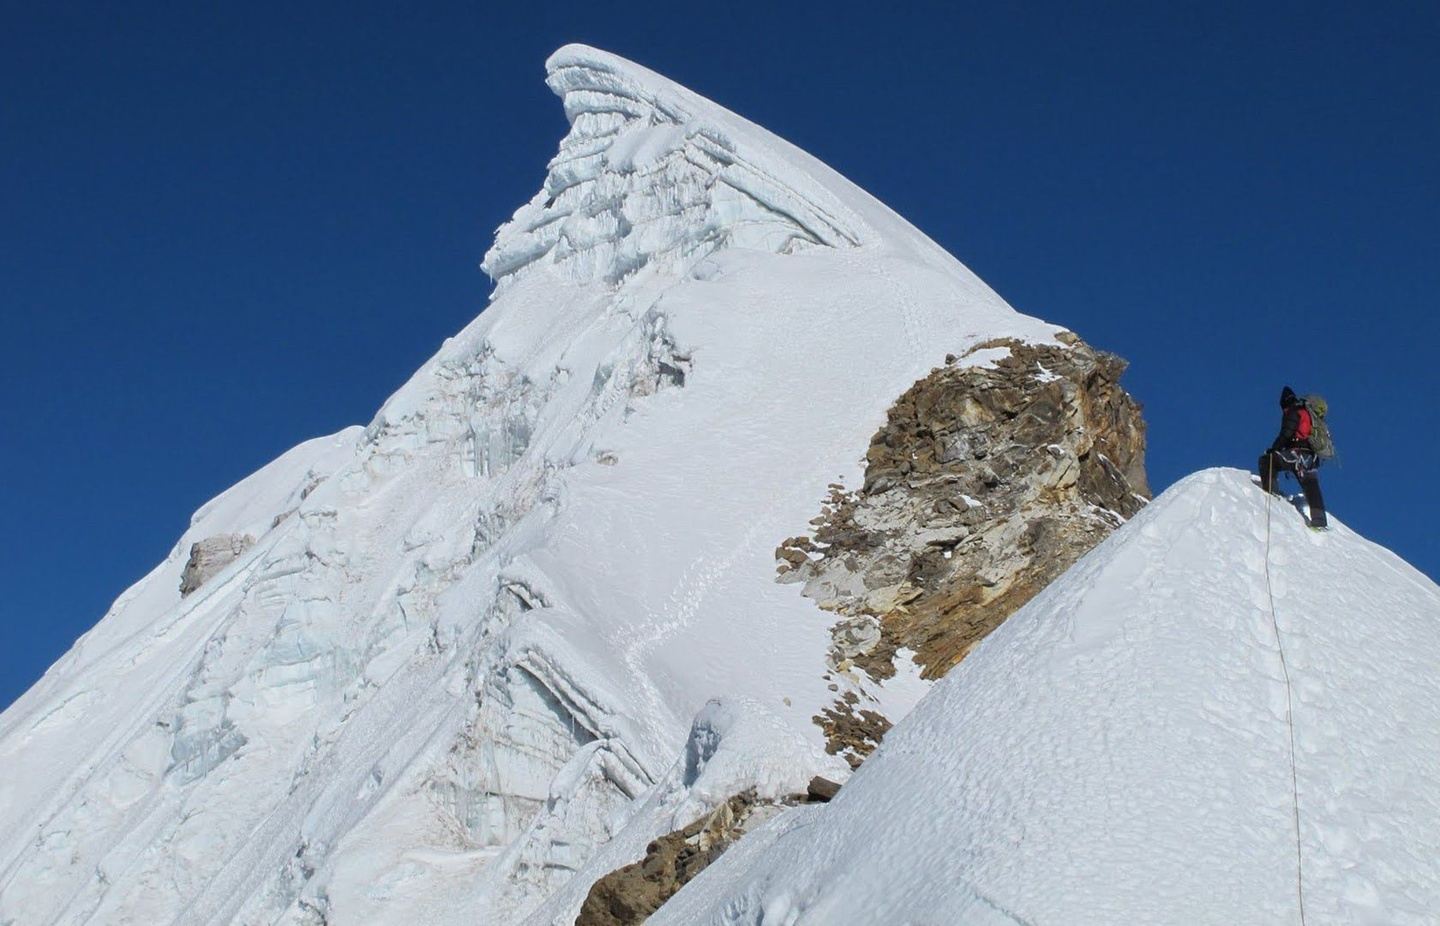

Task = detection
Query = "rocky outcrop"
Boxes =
[805,775,842,802]
[779,334,1148,766]
[575,792,782,926]
[179,533,255,597]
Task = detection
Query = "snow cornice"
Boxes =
[482,45,870,288]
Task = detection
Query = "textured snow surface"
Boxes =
[656,469,1440,926]
[0,45,1060,925]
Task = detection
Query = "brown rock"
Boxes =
[782,333,1149,764]
[813,701,893,768]
[575,793,768,926]
[806,776,842,802]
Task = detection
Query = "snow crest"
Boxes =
[482,45,865,287]
[656,469,1440,925]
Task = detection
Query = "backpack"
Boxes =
[1301,395,1335,460]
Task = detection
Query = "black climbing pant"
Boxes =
[1258,450,1327,528]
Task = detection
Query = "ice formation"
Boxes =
[484,47,865,287]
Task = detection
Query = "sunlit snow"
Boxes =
[0,44,1056,924]
[656,470,1440,925]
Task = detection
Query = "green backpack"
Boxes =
[1302,395,1336,461]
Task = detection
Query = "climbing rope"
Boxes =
[1262,458,1308,925]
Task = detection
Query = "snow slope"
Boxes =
[656,468,1440,926]
[0,45,1065,924]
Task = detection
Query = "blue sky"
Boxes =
[3,2,1436,709]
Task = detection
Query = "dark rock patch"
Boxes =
[576,792,774,926]
[179,533,256,597]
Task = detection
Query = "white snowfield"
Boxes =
[656,468,1440,926]
[0,45,1064,924]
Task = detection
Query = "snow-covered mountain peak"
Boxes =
[1,46,1147,926]
[483,44,877,288]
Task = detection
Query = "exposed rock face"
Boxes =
[575,792,783,926]
[813,691,893,768]
[805,776,842,802]
[178,533,255,597]
[779,334,1149,766]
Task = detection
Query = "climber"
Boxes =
[1257,386,1327,529]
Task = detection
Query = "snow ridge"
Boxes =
[656,469,1440,925]
[1260,486,1309,925]
[482,45,865,287]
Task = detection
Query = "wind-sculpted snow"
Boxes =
[2,45,1066,925]
[483,45,867,288]
[656,469,1440,925]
